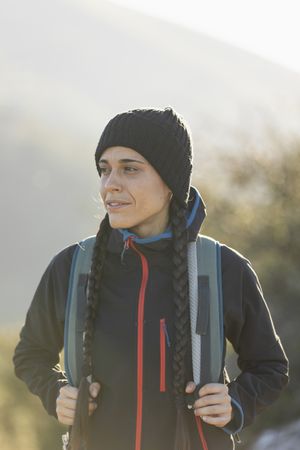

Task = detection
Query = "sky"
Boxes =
[108,0,300,74]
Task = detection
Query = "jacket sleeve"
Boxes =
[223,251,289,430]
[13,245,75,418]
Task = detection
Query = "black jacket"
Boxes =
[13,187,288,450]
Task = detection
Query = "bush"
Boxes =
[0,331,65,450]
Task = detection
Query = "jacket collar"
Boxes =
[107,186,206,253]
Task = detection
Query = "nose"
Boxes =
[103,169,122,192]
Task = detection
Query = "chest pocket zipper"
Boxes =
[160,318,171,392]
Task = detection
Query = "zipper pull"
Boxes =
[234,432,242,444]
[61,431,69,450]
[121,237,131,263]
[163,322,171,347]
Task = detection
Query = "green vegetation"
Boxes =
[0,331,65,450]
[198,137,299,445]
[1,135,299,449]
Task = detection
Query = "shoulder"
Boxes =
[219,241,262,297]
[43,236,95,284]
[219,242,261,290]
[31,238,93,320]
[47,242,77,275]
[199,234,250,272]
[199,236,263,306]
[217,241,267,323]
[220,242,250,272]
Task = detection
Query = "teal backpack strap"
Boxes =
[64,236,96,387]
[188,235,224,389]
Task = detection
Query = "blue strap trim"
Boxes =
[64,244,80,386]
[187,188,200,229]
[222,397,244,435]
[216,243,224,347]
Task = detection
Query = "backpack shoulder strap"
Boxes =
[188,234,224,387]
[64,236,96,387]
[65,234,223,387]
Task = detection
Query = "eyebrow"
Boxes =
[99,158,146,164]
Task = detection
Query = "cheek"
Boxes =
[135,191,168,217]
[99,182,106,202]
[149,185,170,207]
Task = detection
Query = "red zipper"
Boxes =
[129,239,149,450]
[128,239,207,450]
[160,319,166,392]
[195,415,209,450]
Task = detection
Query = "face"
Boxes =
[98,146,172,238]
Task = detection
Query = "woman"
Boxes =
[13,107,288,450]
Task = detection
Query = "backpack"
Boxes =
[64,234,224,394]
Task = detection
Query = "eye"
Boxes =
[98,166,110,176]
[124,166,138,173]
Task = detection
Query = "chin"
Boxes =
[108,215,135,230]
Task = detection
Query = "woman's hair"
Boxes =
[170,200,191,450]
[70,203,191,450]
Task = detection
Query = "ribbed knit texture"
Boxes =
[95,107,193,206]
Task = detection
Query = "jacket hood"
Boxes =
[107,186,206,254]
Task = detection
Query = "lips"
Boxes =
[105,200,131,210]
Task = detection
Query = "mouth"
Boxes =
[105,201,131,211]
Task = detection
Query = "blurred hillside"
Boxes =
[1,0,300,325]
[1,0,300,138]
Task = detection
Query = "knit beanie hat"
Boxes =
[95,106,193,206]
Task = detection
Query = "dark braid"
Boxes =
[70,214,111,450]
[170,199,191,450]
[83,214,111,375]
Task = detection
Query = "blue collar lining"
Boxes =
[119,188,201,244]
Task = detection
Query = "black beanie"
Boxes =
[95,106,193,206]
